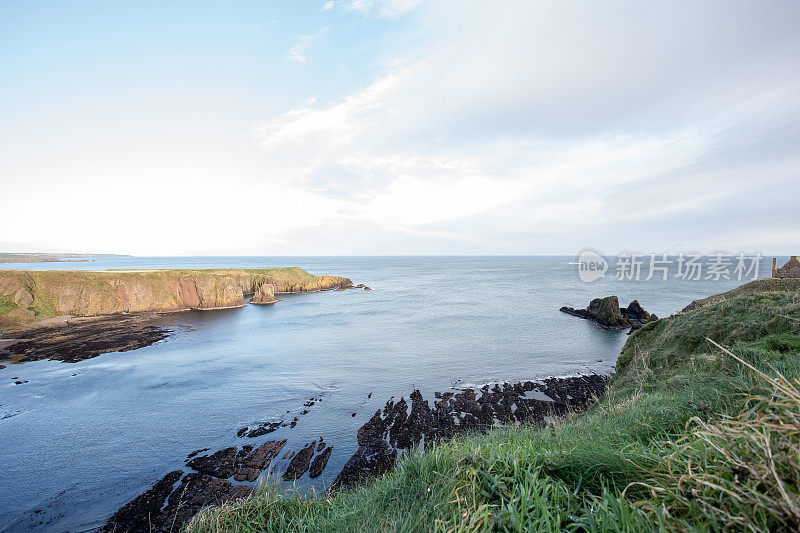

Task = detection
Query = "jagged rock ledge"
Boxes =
[333,374,609,489]
[560,296,657,332]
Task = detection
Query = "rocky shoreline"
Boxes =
[333,374,609,489]
[105,374,609,531]
[0,314,171,364]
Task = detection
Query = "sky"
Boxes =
[1,0,799,256]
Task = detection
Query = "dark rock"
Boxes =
[332,374,609,490]
[561,296,656,332]
[316,441,326,452]
[155,473,253,531]
[283,441,317,481]
[309,446,333,478]
[232,440,286,482]
[103,470,183,533]
[1,314,169,364]
[239,420,283,438]
[108,440,287,531]
[621,299,649,322]
[186,441,286,482]
[186,448,209,459]
[186,447,241,478]
[363,287,372,291]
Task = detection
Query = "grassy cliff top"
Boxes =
[0,268,351,326]
[188,282,800,532]
[682,277,800,312]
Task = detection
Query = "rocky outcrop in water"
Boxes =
[104,440,287,533]
[560,296,657,332]
[249,283,279,305]
[309,446,333,478]
[332,374,609,489]
[283,441,317,481]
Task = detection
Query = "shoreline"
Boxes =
[104,373,610,532]
[0,281,356,365]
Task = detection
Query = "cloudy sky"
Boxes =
[1,0,798,255]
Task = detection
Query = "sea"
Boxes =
[0,255,778,531]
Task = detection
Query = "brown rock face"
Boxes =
[249,283,278,305]
[586,296,629,328]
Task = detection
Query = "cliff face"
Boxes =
[0,268,352,327]
[249,283,278,305]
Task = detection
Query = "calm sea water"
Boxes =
[0,256,773,531]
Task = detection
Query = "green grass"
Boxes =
[187,289,800,533]
[0,295,17,315]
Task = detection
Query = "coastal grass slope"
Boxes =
[187,281,800,532]
[0,268,352,327]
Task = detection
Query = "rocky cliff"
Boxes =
[249,283,279,305]
[0,268,352,327]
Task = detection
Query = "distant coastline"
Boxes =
[0,252,132,263]
[0,266,354,363]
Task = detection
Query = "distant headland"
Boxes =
[0,252,132,263]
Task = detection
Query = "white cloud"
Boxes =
[251,0,800,254]
[322,1,334,10]
[287,29,327,63]
[4,1,799,255]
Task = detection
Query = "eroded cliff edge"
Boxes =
[0,267,353,327]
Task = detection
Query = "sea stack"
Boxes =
[249,283,279,305]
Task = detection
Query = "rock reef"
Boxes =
[0,314,170,363]
[105,375,607,530]
[332,374,609,489]
[104,440,287,533]
[560,296,657,332]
